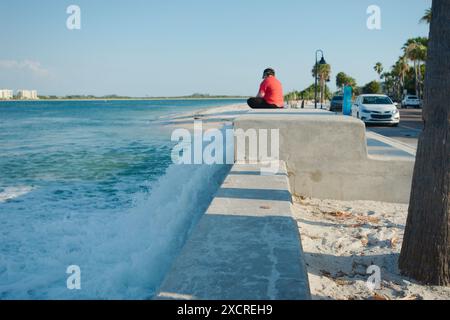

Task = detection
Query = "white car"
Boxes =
[352,94,400,126]
[401,95,421,109]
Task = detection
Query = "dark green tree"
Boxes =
[362,81,381,94]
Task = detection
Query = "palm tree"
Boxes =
[382,72,395,96]
[416,44,428,97]
[420,8,432,24]
[336,72,356,91]
[399,0,450,286]
[374,62,384,81]
[391,56,410,99]
[312,63,331,104]
[403,37,428,97]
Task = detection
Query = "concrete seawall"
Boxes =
[156,161,311,300]
[234,110,415,204]
[156,109,415,300]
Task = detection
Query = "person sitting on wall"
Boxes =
[247,68,284,109]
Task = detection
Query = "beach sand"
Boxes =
[292,196,450,300]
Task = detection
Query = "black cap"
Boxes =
[263,68,275,79]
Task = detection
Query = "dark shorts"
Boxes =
[247,97,282,109]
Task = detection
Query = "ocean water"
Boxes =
[0,99,243,299]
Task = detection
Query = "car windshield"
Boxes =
[362,96,393,105]
[332,96,343,101]
[408,96,419,99]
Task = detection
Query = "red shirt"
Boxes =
[259,76,284,107]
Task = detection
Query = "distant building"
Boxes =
[16,90,39,100]
[0,89,14,100]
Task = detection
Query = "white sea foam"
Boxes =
[0,186,34,203]
[0,163,230,300]
[0,100,242,300]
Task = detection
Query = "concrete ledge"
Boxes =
[234,110,415,203]
[156,161,311,300]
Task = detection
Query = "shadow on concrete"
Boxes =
[366,138,391,147]
[216,188,292,202]
[157,214,311,300]
[229,171,288,177]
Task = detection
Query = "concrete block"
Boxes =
[233,110,414,203]
[156,161,311,300]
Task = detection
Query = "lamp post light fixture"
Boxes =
[314,50,327,109]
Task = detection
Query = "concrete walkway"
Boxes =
[156,161,311,300]
[366,131,416,160]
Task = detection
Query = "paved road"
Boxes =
[367,109,423,148]
[327,108,423,160]
[306,104,422,159]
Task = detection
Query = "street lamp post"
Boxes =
[314,50,327,109]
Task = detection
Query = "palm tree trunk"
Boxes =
[414,60,420,97]
[399,0,450,285]
[400,72,405,98]
[419,61,425,99]
[320,77,325,104]
[417,60,422,99]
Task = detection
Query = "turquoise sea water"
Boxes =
[0,99,243,299]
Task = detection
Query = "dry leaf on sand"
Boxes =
[356,216,381,224]
[320,270,332,278]
[361,237,369,247]
[334,278,352,286]
[390,237,399,248]
[324,211,353,220]
[400,294,422,300]
[372,293,390,300]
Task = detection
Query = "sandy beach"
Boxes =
[293,196,450,300]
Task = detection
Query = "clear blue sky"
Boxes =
[0,0,431,97]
